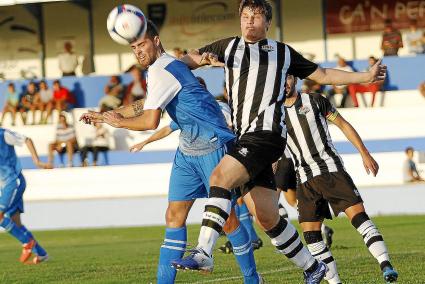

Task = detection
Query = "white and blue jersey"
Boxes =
[0,128,27,215]
[143,54,235,201]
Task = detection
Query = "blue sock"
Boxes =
[0,216,31,244]
[238,203,259,242]
[21,226,47,256]
[227,225,259,284]
[157,227,187,284]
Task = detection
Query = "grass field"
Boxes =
[0,215,424,283]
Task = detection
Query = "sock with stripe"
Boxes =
[0,216,31,244]
[21,226,47,256]
[351,212,393,271]
[265,216,317,271]
[198,186,232,256]
[304,230,341,284]
[227,225,259,284]
[237,203,259,242]
[157,227,187,284]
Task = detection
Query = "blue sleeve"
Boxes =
[169,121,179,131]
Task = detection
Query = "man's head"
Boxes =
[405,147,414,158]
[7,82,15,92]
[285,74,298,98]
[196,76,207,89]
[39,80,47,90]
[59,113,67,125]
[64,41,73,53]
[337,56,347,67]
[239,0,272,43]
[110,75,120,85]
[384,19,393,32]
[130,20,163,69]
[368,56,378,67]
[409,19,418,31]
[53,80,61,91]
[27,81,36,93]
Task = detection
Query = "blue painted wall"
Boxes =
[1,55,422,109]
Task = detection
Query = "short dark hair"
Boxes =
[405,147,414,153]
[239,0,272,22]
[145,20,159,40]
[53,79,61,85]
[8,82,14,87]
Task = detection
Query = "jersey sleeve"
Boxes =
[143,66,182,110]
[198,37,234,62]
[4,130,27,146]
[287,45,318,79]
[312,93,339,122]
[169,121,180,131]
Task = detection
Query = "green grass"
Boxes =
[0,215,424,283]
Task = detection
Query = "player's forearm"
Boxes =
[340,122,370,156]
[311,67,372,85]
[181,51,203,70]
[114,99,144,118]
[25,138,41,165]
[117,116,159,131]
[144,126,173,144]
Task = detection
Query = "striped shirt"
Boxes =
[284,93,345,183]
[199,37,317,139]
[56,124,76,142]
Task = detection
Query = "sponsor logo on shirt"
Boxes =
[298,106,310,115]
[238,147,249,157]
[237,44,245,50]
[261,45,274,52]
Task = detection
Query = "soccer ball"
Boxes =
[107,4,147,45]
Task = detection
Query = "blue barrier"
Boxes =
[1,54,422,110]
[19,136,425,169]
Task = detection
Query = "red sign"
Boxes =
[326,0,425,34]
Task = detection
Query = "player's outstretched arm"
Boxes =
[308,59,386,85]
[181,50,224,70]
[103,109,161,131]
[331,115,379,176]
[130,125,174,152]
[25,138,53,169]
[80,100,145,125]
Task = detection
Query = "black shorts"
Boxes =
[297,171,363,223]
[227,131,285,191]
[275,156,297,191]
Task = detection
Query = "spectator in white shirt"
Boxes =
[48,114,78,167]
[80,123,110,166]
[406,19,424,55]
[403,147,424,183]
[326,56,353,108]
[58,42,78,77]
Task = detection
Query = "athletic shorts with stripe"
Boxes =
[0,173,26,217]
[297,171,363,223]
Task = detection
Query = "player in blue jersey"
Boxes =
[80,20,262,284]
[0,128,52,264]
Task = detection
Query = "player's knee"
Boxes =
[165,207,186,228]
[256,208,279,231]
[209,167,225,187]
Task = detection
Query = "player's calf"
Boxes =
[351,212,398,282]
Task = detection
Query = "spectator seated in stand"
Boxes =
[403,147,424,183]
[122,65,147,106]
[19,81,39,125]
[347,56,384,107]
[1,82,21,126]
[326,56,353,108]
[48,113,78,167]
[99,75,124,112]
[35,80,54,124]
[80,123,110,167]
[47,80,76,121]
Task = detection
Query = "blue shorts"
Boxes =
[168,147,225,202]
[0,173,26,217]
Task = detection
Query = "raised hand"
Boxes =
[102,111,124,128]
[199,52,224,67]
[368,59,387,83]
[362,152,379,177]
[79,110,104,125]
[129,141,147,152]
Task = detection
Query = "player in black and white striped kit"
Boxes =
[283,74,398,284]
[173,1,387,282]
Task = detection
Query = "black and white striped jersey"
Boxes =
[199,37,317,138]
[284,92,345,183]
